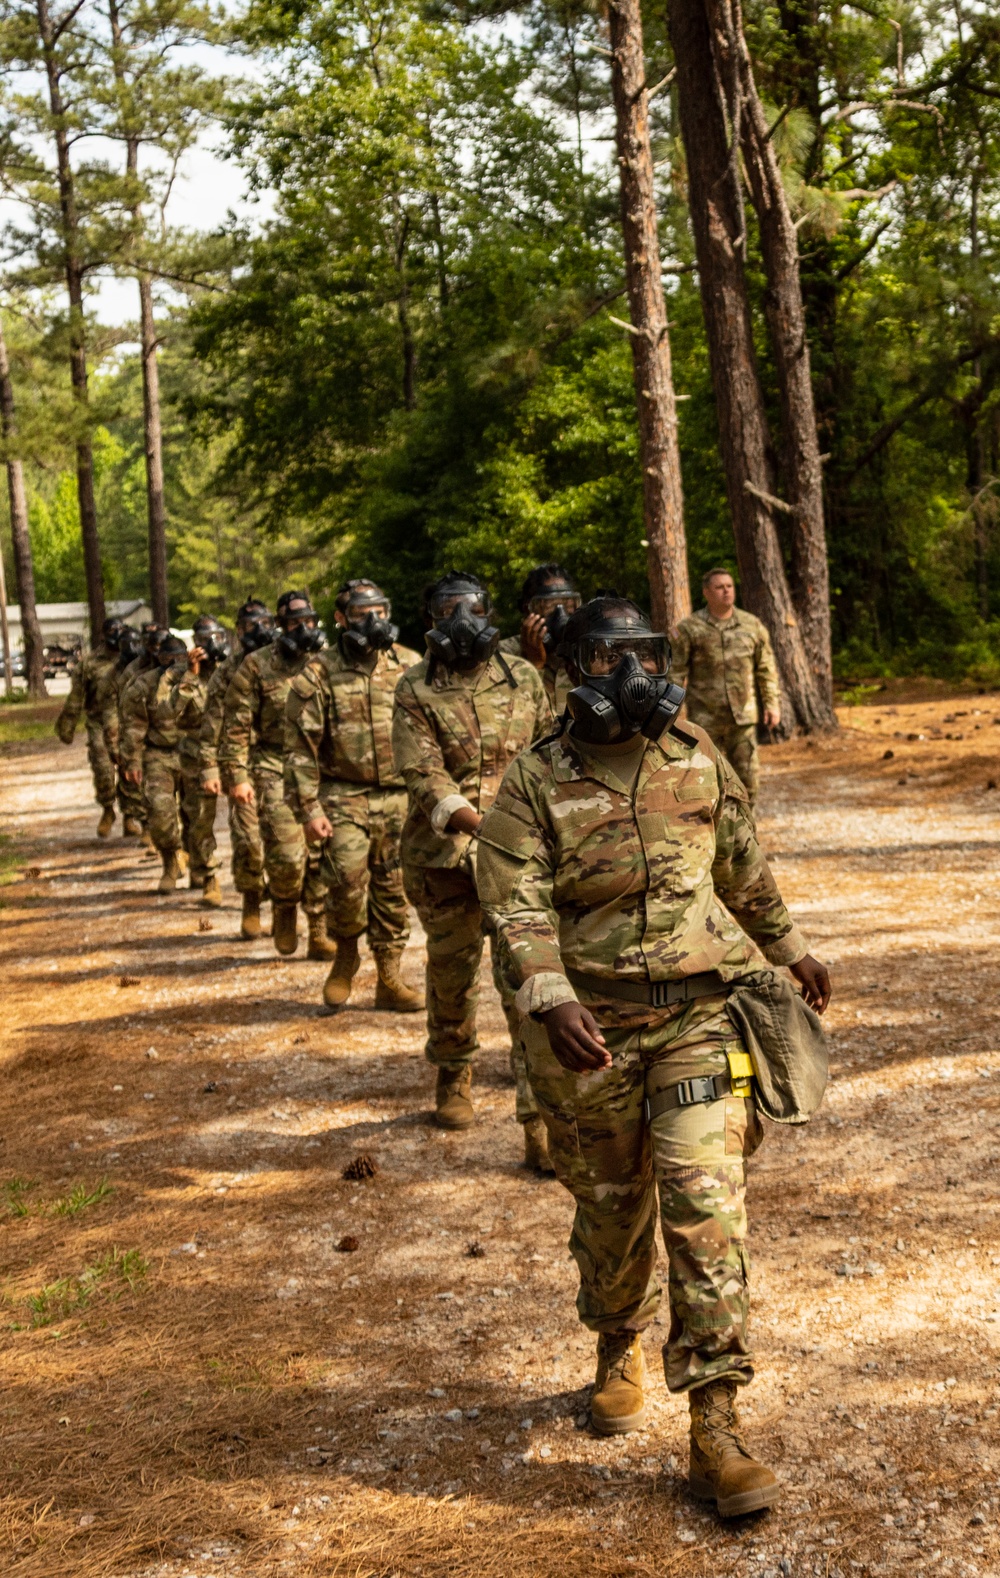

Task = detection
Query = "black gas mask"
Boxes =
[338,582,398,660]
[102,617,126,651]
[528,583,581,652]
[194,618,230,665]
[156,637,188,670]
[565,621,685,745]
[240,612,274,653]
[276,596,324,659]
[117,627,141,665]
[426,579,499,669]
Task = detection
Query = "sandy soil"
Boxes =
[1,695,999,1578]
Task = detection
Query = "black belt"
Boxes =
[565,967,731,1010]
[645,1072,737,1122]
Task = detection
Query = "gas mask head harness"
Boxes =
[425,573,499,670]
[561,599,685,745]
[117,625,141,665]
[156,635,188,670]
[275,591,324,658]
[520,564,581,652]
[102,616,126,651]
[337,579,398,660]
[236,599,274,653]
[141,624,170,663]
[193,615,231,665]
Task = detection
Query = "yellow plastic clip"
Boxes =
[726,1047,755,1096]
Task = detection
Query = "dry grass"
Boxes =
[1,709,1000,1577]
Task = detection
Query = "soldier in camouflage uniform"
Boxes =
[55,616,127,837]
[121,635,191,892]
[169,615,231,907]
[285,578,423,1010]
[392,571,551,1157]
[105,623,170,850]
[498,563,580,719]
[669,569,780,808]
[199,600,273,939]
[219,591,327,957]
[477,596,830,1518]
[94,625,144,836]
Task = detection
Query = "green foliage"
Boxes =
[21,1245,149,1329]
[2,1177,40,1217]
[49,1177,115,1217]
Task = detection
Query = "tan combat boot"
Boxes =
[323,936,361,1007]
[688,1379,779,1517]
[202,874,223,908]
[591,1332,647,1435]
[373,951,424,1012]
[434,1066,474,1130]
[176,849,189,878]
[522,1115,555,1176]
[158,850,182,894]
[240,890,262,940]
[272,901,299,956]
[307,911,338,961]
[123,816,142,837]
[97,806,115,838]
[139,826,154,851]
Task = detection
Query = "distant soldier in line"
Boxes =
[107,623,170,850]
[120,635,191,893]
[285,578,422,1012]
[392,571,550,1159]
[169,615,231,908]
[55,615,127,838]
[476,595,830,1516]
[199,600,274,939]
[498,563,580,718]
[669,569,780,808]
[220,591,329,957]
[95,625,144,837]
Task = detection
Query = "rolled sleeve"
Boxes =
[514,971,579,1020]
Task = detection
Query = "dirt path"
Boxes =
[1,698,999,1578]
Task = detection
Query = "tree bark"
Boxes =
[668,0,829,729]
[705,0,834,717]
[607,0,691,633]
[0,312,47,696]
[37,0,105,641]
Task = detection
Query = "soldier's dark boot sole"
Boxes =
[591,1403,647,1436]
[688,1472,779,1518]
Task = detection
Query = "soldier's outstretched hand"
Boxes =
[541,1002,612,1072]
[790,954,831,1014]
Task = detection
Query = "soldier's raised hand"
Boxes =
[187,645,206,676]
[520,613,548,668]
[541,1001,611,1071]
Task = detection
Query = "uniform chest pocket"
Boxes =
[724,631,758,661]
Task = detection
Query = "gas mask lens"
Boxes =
[528,593,580,618]
[578,635,668,678]
[431,592,488,623]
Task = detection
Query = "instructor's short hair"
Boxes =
[702,566,736,587]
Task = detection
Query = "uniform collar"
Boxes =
[698,605,742,629]
[550,725,699,790]
[429,656,508,693]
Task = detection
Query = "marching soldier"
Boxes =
[219,591,327,956]
[285,578,422,1011]
[95,625,144,836]
[55,616,126,837]
[670,569,780,807]
[391,571,551,1163]
[120,635,190,892]
[498,563,580,718]
[169,615,231,907]
[199,600,273,938]
[476,595,829,1517]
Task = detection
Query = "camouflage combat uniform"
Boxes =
[96,656,146,825]
[669,608,780,807]
[476,721,809,1392]
[219,643,325,911]
[284,639,420,953]
[55,645,118,808]
[199,650,265,898]
[498,635,572,718]
[120,664,188,855]
[391,651,548,1114]
[169,665,222,887]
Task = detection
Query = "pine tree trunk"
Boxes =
[668,0,828,729]
[607,0,691,633]
[140,272,169,624]
[0,313,47,697]
[37,0,105,641]
[706,0,834,719]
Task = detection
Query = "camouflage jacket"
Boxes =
[219,642,312,788]
[55,646,117,743]
[392,652,549,869]
[284,641,420,823]
[670,607,780,727]
[197,650,245,784]
[102,656,153,760]
[120,663,187,771]
[476,721,807,1024]
[498,635,573,718]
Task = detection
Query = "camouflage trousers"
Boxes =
[315,786,409,954]
[86,722,117,809]
[142,746,184,855]
[404,856,538,1122]
[252,766,325,910]
[687,709,759,807]
[180,741,219,886]
[522,994,762,1392]
[116,766,145,826]
[228,795,265,896]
